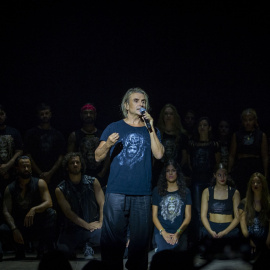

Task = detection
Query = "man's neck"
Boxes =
[69,173,82,184]
[124,114,144,127]
[18,177,31,188]
[81,124,97,134]
[38,123,51,130]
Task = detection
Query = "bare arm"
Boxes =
[201,188,217,238]
[55,187,97,231]
[217,189,240,238]
[40,155,64,184]
[143,111,164,159]
[239,208,249,238]
[152,204,174,245]
[2,187,25,244]
[95,133,119,162]
[3,187,16,230]
[23,179,53,228]
[93,178,105,225]
[0,149,23,176]
[171,204,191,243]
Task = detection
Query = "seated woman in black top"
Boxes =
[201,163,240,240]
[238,172,270,258]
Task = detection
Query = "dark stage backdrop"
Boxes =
[2,1,270,139]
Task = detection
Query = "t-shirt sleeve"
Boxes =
[100,123,114,142]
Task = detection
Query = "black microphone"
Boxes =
[140,107,153,133]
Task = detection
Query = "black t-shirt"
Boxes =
[24,127,65,171]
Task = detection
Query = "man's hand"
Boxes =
[13,229,24,244]
[24,208,36,227]
[107,133,119,147]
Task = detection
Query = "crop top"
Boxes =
[208,186,236,215]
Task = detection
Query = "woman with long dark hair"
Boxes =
[152,159,191,252]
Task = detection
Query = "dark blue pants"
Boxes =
[101,193,152,270]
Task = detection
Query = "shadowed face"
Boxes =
[38,109,52,124]
[67,156,82,175]
[163,107,174,123]
[17,158,32,179]
[242,114,256,132]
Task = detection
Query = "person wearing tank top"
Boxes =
[200,163,240,257]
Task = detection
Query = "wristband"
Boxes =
[177,228,183,234]
[159,229,164,235]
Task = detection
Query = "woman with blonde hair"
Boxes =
[152,104,189,187]
[228,108,268,198]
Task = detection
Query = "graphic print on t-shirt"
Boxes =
[79,136,101,170]
[160,193,183,223]
[243,133,254,145]
[117,133,146,169]
[0,135,14,163]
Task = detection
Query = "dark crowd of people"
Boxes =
[0,87,270,270]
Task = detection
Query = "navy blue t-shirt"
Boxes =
[100,120,161,195]
[152,187,192,234]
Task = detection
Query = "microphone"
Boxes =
[140,107,153,133]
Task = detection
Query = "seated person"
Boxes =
[55,152,104,259]
[1,155,56,259]
[152,159,191,252]
[238,172,270,259]
[200,163,240,256]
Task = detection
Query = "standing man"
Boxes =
[55,152,104,259]
[0,104,23,198]
[24,103,66,202]
[2,156,56,259]
[67,103,109,188]
[95,87,164,270]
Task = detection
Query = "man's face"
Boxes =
[125,93,146,116]
[38,109,52,124]
[242,114,256,132]
[80,110,96,124]
[0,110,7,126]
[184,112,195,128]
[67,156,82,175]
[17,158,32,179]
[218,121,230,137]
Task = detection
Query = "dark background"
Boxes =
[2,1,270,139]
